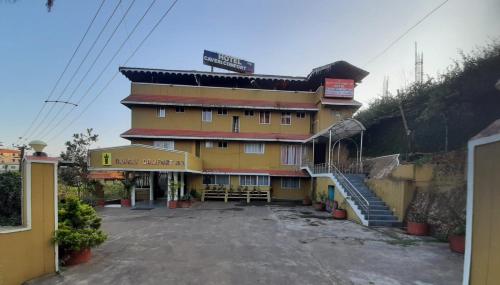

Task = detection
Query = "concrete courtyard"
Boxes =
[33,202,463,285]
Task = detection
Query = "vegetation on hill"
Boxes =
[356,41,500,157]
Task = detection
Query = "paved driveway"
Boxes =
[32,202,463,285]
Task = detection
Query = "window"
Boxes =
[296,112,305,118]
[175,106,185,112]
[281,144,301,165]
[154,140,175,150]
[217,108,228,115]
[281,112,291,125]
[218,141,228,148]
[203,175,230,185]
[259,111,270,124]
[244,143,265,154]
[205,141,214,148]
[281,177,300,189]
[202,108,212,122]
[244,110,254,116]
[332,110,342,119]
[240,175,269,186]
[157,107,166,118]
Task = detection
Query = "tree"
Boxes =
[59,128,98,198]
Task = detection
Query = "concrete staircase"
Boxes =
[343,174,401,227]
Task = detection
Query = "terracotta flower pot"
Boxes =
[449,235,465,254]
[333,209,347,220]
[303,197,312,206]
[65,248,92,266]
[169,201,177,209]
[120,199,131,207]
[313,202,323,211]
[407,222,429,236]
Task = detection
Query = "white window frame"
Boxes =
[202,108,212,122]
[244,110,254,116]
[244,143,265,154]
[259,111,271,124]
[205,141,214,148]
[239,175,270,186]
[281,112,292,125]
[157,107,166,118]
[281,144,301,165]
[203,175,230,185]
[217,108,228,116]
[281,177,300,189]
[296,112,305,118]
[218,141,228,149]
[154,140,175,150]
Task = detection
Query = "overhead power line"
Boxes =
[32,0,137,140]
[16,0,106,145]
[46,0,180,143]
[42,0,158,141]
[25,0,123,142]
[363,0,449,67]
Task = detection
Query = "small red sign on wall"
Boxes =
[324,78,354,98]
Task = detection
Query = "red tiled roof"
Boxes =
[88,171,125,180]
[321,98,362,107]
[121,128,310,142]
[0,149,20,154]
[122,95,318,110]
[204,168,309,177]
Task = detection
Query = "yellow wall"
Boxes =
[272,178,309,200]
[471,141,500,284]
[185,174,308,201]
[131,106,312,135]
[89,145,192,171]
[0,162,56,285]
[367,178,415,222]
[314,177,361,224]
[131,83,316,104]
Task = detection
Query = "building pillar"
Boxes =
[167,172,172,202]
[131,184,136,207]
[149,172,154,202]
[180,172,185,198]
[312,138,315,165]
[173,172,178,201]
[360,131,364,173]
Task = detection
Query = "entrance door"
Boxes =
[232,116,240,133]
[314,143,326,164]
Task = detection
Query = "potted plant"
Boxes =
[120,179,133,207]
[332,200,347,219]
[53,197,107,266]
[449,223,465,253]
[407,212,429,236]
[169,180,178,209]
[319,193,327,211]
[190,189,200,201]
[312,194,323,211]
[303,195,312,206]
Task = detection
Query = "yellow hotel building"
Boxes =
[88,61,398,226]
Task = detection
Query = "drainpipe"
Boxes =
[328,129,332,172]
[360,131,364,173]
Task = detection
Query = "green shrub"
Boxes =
[103,182,124,200]
[54,197,107,251]
[0,172,22,226]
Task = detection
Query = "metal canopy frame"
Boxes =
[307,118,366,173]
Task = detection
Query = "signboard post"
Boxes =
[203,50,255,74]
[324,78,354,98]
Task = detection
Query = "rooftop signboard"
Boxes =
[324,78,354,98]
[203,50,255,74]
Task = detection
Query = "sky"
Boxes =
[0,0,499,156]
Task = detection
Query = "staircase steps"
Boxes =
[337,173,401,228]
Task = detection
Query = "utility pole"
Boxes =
[397,90,412,158]
[12,143,30,173]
